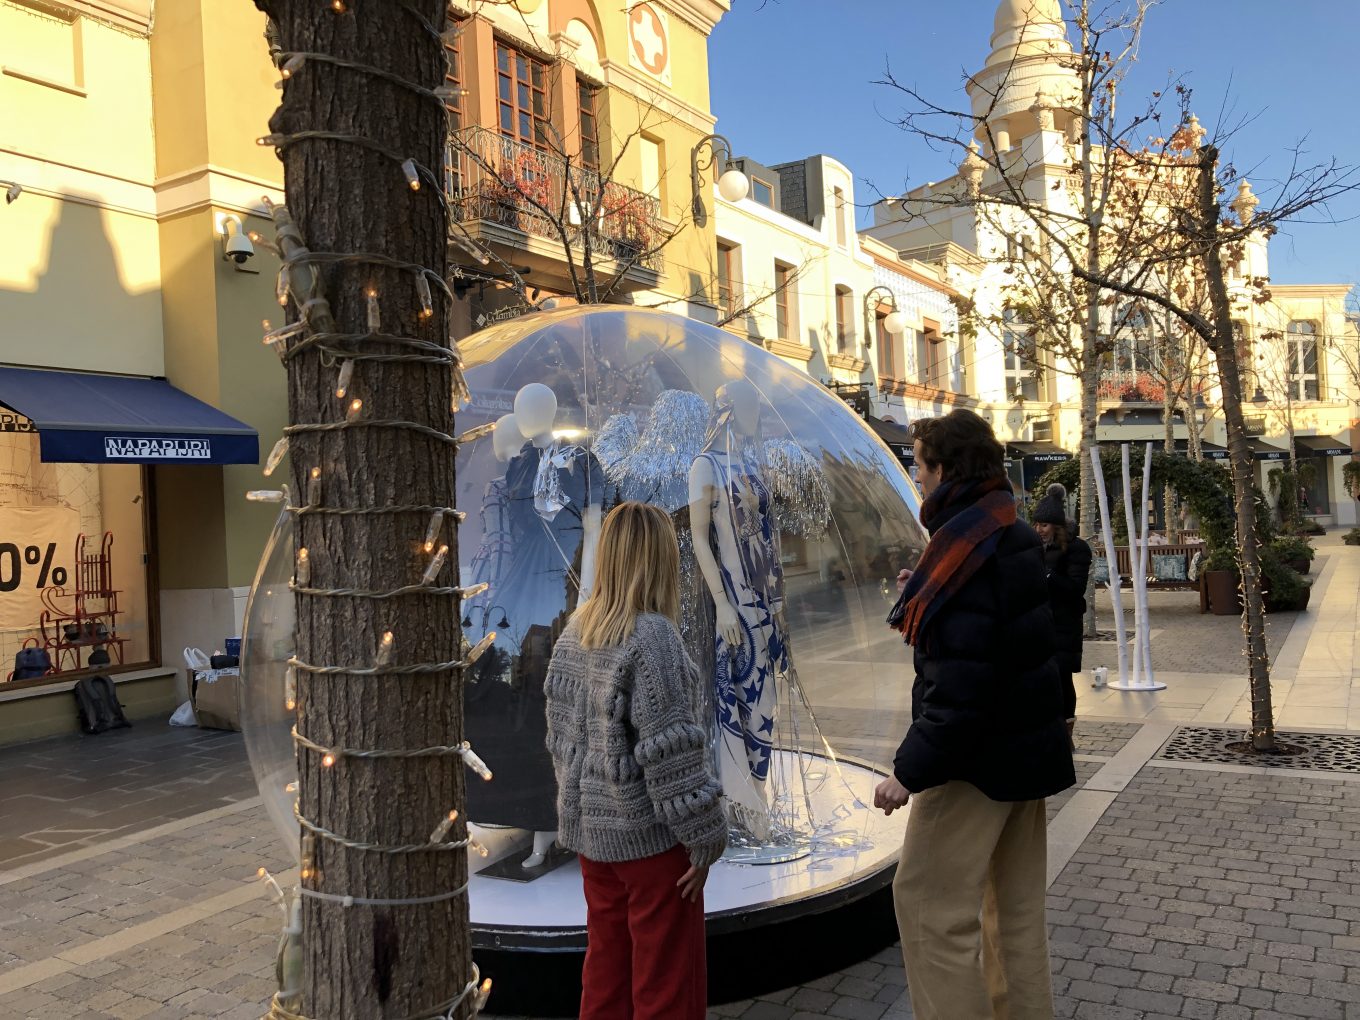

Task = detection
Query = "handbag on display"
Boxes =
[13,638,52,681]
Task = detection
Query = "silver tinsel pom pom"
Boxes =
[592,413,639,474]
[764,438,832,537]
[610,390,711,511]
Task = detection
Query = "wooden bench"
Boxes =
[1095,542,1203,591]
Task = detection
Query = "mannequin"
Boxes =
[688,380,787,838]
[494,383,602,868]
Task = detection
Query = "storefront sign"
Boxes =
[104,437,212,460]
[0,411,36,433]
[0,507,79,630]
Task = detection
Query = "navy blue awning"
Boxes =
[0,367,259,465]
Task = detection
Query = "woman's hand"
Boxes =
[677,864,709,903]
[896,568,913,594]
[873,776,911,816]
[715,601,742,646]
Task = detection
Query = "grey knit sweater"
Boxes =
[544,612,727,870]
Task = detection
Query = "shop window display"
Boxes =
[0,424,151,684]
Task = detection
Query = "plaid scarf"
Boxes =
[888,477,1016,648]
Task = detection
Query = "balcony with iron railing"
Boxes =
[1098,369,1210,405]
[446,127,664,287]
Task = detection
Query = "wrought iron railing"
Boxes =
[446,127,663,274]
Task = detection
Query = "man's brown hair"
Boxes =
[909,408,1006,483]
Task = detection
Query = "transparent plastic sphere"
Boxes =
[240,509,302,860]
[240,306,928,863]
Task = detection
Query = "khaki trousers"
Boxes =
[892,781,1054,1020]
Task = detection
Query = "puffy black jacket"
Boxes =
[1045,534,1093,674]
[893,511,1076,802]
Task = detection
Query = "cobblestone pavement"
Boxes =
[6,545,1360,1019]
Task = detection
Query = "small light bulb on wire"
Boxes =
[246,489,286,503]
[374,630,395,668]
[346,398,364,422]
[307,466,322,506]
[474,978,493,1011]
[468,632,496,664]
[428,810,459,844]
[276,268,289,306]
[284,664,298,711]
[295,547,311,586]
[460,581,490,600]
[422,510,445,553]
[281,53,304,78]
[330,0,346,11]
[422,544,449,586]
[366,289,381,333]
[263,436,289,476]
[416,273,434,320]
[335,360,354,400]
[321,749,338,768]
[401,158,421,191]
[461,740,493,781]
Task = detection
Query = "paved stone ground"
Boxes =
[0,727,255,869]
[6,545,1360,1019]
[1084,587,1302,676]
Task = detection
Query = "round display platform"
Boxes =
[469,752,906,1015]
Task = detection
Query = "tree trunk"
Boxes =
[1077,25,1102,639]
[1198,145,1276,752]
[257,3,475,1015]
[1163,384,1177,541]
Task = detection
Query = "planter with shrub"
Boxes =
[1269,534,1316,575]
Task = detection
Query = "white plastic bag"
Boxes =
[183,647,210,670]
[169,700,198,727]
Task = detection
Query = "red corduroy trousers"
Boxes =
[578,844,707,1020]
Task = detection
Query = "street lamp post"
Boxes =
[691,133,749,227]
[863,284,908,351]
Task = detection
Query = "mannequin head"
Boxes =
[491,413,526,462]
[702,379,762,453]
[514,383,558,446]
[721,380,761,436]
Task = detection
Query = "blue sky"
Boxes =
[708,1,1360,287]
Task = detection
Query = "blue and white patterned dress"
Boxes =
[700,445,788,824]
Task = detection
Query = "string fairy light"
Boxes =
[254,12,494,1017]
[263,437,290,476]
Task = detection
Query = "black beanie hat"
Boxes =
[1033,482,1068,525]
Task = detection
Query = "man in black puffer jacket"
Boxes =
[876,409,1074,1020]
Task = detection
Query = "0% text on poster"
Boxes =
[0,507,79,631]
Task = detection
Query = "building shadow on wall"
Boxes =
[0,195,162,370]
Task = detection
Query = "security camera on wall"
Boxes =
[217,214,258,271]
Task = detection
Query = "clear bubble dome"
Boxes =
[241,306,928,865]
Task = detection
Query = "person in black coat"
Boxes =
[875,409,1074,1020]
[1032,483,1093,740]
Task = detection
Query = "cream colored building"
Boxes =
[864,0,1360,523]
[710,152,963,461]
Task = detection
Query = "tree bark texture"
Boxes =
[1198,145,1276,751]
[255,2,473,1015]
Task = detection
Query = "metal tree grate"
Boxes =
[1158,726,1360,773]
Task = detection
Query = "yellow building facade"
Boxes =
[0,0,730,741]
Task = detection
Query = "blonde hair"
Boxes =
[576,502,681,648]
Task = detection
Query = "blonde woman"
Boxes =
[544,501,727,1020]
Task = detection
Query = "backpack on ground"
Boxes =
[13,638,52,681]
[74,675,131,734]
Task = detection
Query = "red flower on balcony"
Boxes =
[600,181,656,254]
